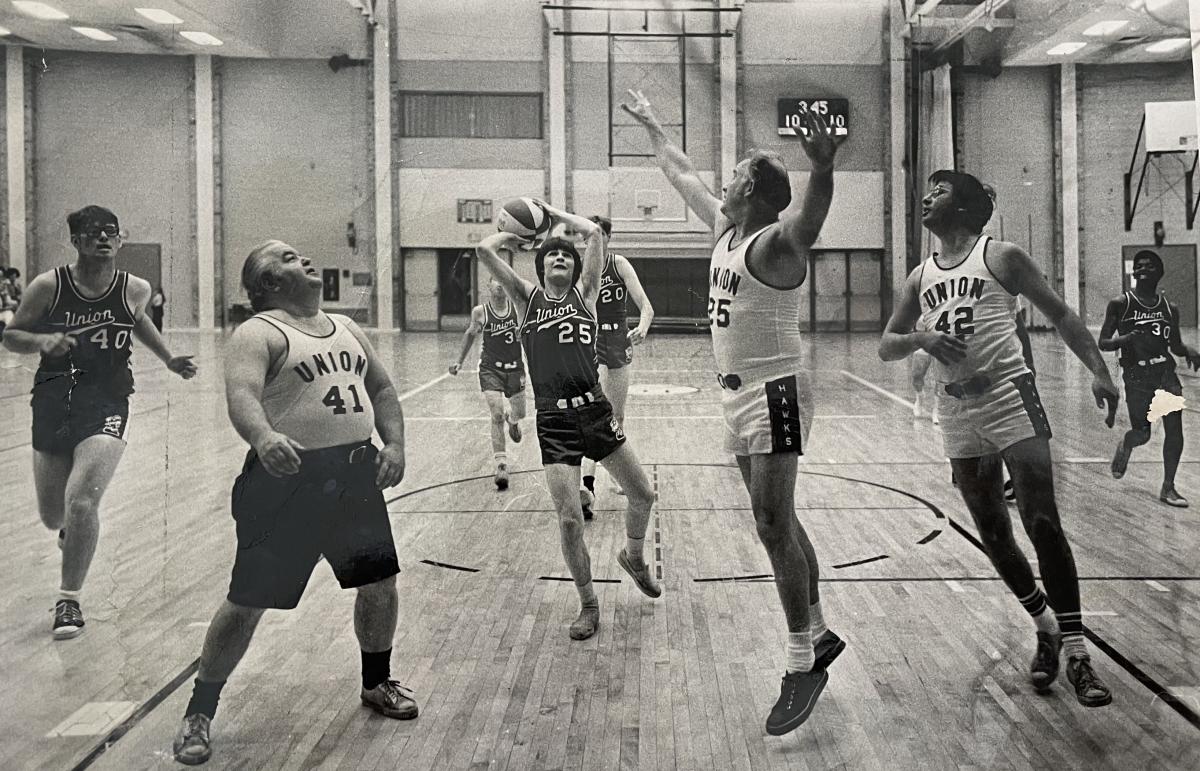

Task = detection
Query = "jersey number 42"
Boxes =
[933,307,974,337]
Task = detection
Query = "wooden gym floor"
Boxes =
[0,329,1198,770]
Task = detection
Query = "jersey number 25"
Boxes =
[558,321,592,345]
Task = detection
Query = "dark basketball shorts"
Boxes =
[227,441,400,610]
[1124,364,1183,430]
[479,365,526,398]
[935,372,1051,459]
[596,324,633,370]
[721,373,813,455]
[31,387,130,455]
[535,396,626,466]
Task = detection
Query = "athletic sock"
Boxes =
[624,535,646,568]
[1018,587,1059,635]
[582,475,595,494]
[576,580,598,608]
[58,588,80,603]
[185,679,226,720]
[1057,611,1087,659]
[785,631,815,674]
[361,648,392,690]
[494,452,507,466]
[809,601,828,640]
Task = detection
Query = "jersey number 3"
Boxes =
[934,307,974,337]
[322,384,366,415]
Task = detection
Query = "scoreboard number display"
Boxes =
[777,98,849,138]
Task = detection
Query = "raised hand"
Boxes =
[620,89,659,128]
[796,108,843,172]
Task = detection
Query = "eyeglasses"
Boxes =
[81,225,121,239]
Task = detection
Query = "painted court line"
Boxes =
[840,370,915,411]
[398,372,451,402]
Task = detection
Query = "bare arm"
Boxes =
[127,276,196,378]
[450,306,484,374]
[775,109,841,253]
[992,241,1118,425]
[476,233,535,314]
[615,255,654,343]
[538,203,604,305]
[224,323,284,450]
[1,272,69,355]
[1097,297,1127,352]
[342,318,406,488]
[879,266,965,364]
[620,90,726,231]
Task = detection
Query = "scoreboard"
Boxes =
[777,98,849,138]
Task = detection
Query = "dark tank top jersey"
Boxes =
[1116,290,1175,372]
[520,286,599,400]
[479,301,522,370]
[34,266,137,396]
[596,253,628,324]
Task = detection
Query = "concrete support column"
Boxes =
[194,54,215,329]
[547,13,567,207]
[888,1,908,300]
[1059,62,1080,314]
[6,46,26,278]
[373,0,394,329]
[719,2,737,192]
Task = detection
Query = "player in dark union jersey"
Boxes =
[1,205,197,640]
[1099,249,1200,506]
[880,171,1120,708]
[474,202,661,641]
[449,275,528,489]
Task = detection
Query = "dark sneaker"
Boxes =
[361,679,419,719]
[569,605,600,640]
[58,529,66,550]
[1030,631,1061,693]
[508,420,522,443]
[1066,656,1112,707]
[1111,439,1132,479]
[813,630,846,671]
[580,489,595,521]
[765,668,829,736]
[495,463,509,491]
[1160,487,1189,508]
[617,549,661,598]
[173,713,212,765]
[53,599,84,640]
[1004,479,1016,503]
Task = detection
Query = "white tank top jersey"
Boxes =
[255,311,376,450]
[917,236,1029,385]
[709,225,805,382]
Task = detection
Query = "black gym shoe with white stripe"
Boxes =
[1030,631,1061,693]
[765,668,829,736]
[53,599,84,639]
[1066,656,1112,707]
[173,713,212,765]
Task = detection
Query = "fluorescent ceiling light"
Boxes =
[0,27,10,36]
[180,30,222,46]
[1146,38,1189,53]
[12,1,68,20]
[135,8,184,25]
[1082,20,1129,37]
[1047,42,1087,56]
[72,26,117,42]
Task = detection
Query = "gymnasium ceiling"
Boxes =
[904,0,1193,66]
[0,0,371,58]
[0,1,1191,67]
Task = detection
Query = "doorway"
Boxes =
[438,249,476,331]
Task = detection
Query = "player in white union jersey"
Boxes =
[174,241,414,766]
[625,89,845,736]
[880,170,1120,710]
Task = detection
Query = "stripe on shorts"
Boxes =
[1011,372,1052,439]
[766,375,804,454]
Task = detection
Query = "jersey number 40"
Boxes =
[933,307,974,337]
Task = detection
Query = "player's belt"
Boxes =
[599,322,624,331]
[487,360,519,370]
[537,385,602,410]
[716,373,742,391]
[1136,355,1169,367]
[943,373,993,399]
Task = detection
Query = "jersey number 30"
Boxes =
[934,307,974,336]
[323,384,366,414]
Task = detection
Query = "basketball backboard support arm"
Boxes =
[1126,101,1199,231]
[1125,115,1151,231]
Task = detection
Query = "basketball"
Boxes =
[496,197,548,240]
